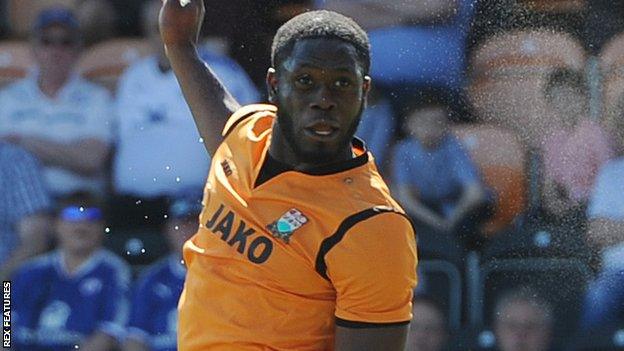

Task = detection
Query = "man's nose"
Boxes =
[310,87,336,111]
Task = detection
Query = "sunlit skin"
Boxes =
[406,106,449,150]
[407,301,447,351]
[267,38,371,169]
[32,24,81,98]
[494,300,552,351]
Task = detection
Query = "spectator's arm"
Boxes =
[0,214,50,281]
[123,339,150,351]
[587,219,624,251]
[160,0,240,155]
[396,184,449,233]
[15,137,109,176]
[320,0,459,29]
[79,331,118,351]
[447,182,486,229]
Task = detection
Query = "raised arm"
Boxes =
[159,0,241,155]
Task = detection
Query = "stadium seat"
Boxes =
[0,41,34,87]
[600,32,624,117]
[453,124,527,237]
[77,38,152,93]
[417,260,463,332]
[467,30,586,147]
[471,258,592,346]
[7,0,78,38]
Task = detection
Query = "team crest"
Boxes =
[267,209,308,243]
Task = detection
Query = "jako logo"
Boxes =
[204,204,273,264]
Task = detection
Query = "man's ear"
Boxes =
[266,67,278,103]
[362,75,372,107]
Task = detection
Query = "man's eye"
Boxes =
[296,75,312,86]
[335,78,351,88]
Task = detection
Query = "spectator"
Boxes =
[12,192,130,351]
[407,295,448,351]
[493,287,555,351]
[581,98,624,330]
[0,142,52,281]
[123,191,202,351]
[355,88,395,171]
[75,0,118,46]
[113,0,259,205]
[317,0,476,93]
[541,68,613,222]
[392,92,490,246]
[0,7,114,198]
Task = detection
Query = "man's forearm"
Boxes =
[18,137,108,176]
[448,183,485,227]
[166,44,240,155]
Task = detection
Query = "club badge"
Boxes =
[267,209,308,243]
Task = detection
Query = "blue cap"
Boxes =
[169,191,203,219]
[33,7,79,33]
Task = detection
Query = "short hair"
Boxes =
[544,68,588,99]
[271,10,370,75]
[494,286,554,326]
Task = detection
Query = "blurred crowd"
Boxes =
[2,0,624,350]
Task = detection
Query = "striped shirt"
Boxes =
[0,142,51,265]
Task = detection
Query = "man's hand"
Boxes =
[159,0,205,47]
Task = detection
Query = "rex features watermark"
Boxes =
[3,281,10,349]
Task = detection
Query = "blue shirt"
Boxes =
[127,255,186,351]
[12,250,130,351]
[588,157,624,221]
[0,143,51,266]
[355,98,395,168]
[392,134,480,217]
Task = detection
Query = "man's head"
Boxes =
[55,192,105,257]
[31,7,82,81]
[544,68,589,128]
[267,10,371,164]
[494,287,554,351]
[407,295,448,351]
[166,191,202,255]
[404,92,451,150]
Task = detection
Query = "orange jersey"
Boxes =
[178,104,418,351]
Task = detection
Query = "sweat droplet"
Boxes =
[174,226,179,230]
[104,227,110,233]
[165,166,171,170]
[198,137,204,143]
[176,177,181,182]
[79,207,84,212]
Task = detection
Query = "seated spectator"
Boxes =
[582,101,624,330]
[407,295,448,351]
[493,287,555,351]
[392,92,490,246]
[317,0,476,92]
[12,192,130,351]
[355,88,395,171]
[111,0,259,227]
[0,7,114,198]
[540,68,613,222]
[0,142,52,281]
[123,191,202,351]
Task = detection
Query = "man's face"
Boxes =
[494,300,552,351]
[56,219,104,256]
[547,85,588,128]
[33,24,80,77]
[407,301,447,351]
[407,106,448,149]
[268,38,370,164]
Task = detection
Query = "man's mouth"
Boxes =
[304,121,339,139]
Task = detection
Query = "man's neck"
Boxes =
[62,249,96,275]
[38,72,70,99]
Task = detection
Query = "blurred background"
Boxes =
[2,1,624,350]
